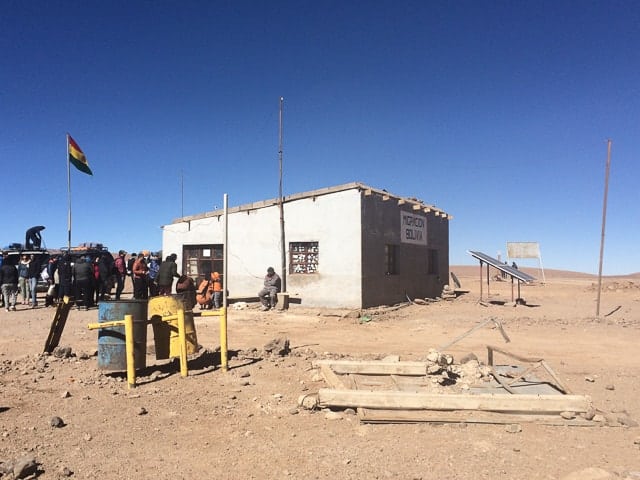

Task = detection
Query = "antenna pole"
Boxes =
[278,96,287,294]
[596,139,612,317]
[181,169,184,218]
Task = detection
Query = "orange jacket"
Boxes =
[209,272,223,292]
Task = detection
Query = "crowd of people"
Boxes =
[0,249,189,312]
[1,249,281,313]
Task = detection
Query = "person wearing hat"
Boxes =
[114,250,127,300]
[258,267,281,311]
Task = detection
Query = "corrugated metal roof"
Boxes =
[169,181,450,225]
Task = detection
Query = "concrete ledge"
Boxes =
[226,294,302,305]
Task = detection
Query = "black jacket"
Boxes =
[73,259,93,283]
[0,264,19,285]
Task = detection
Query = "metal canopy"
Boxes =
[468,250,536,283]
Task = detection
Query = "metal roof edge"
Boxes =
[166,181,450,225]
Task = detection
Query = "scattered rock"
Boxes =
[50,416,65,428]
[83,432,92,441]
[605,384,615,391]
[52,346,73,359]
[137,407,148,416]
[297,394,318,410]
[12,456,38,479]
[325,411,342,420]
[61,390,71,398]
[239,371,251,378]
[582,408,596,421]
[288,408,299,415]
[263,337,290,356]
[584,376,596,383]
[560,411,576,420]
[59,466,74,477]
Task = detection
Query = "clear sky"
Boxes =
[1,1,638,274]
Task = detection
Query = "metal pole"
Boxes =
[596,139,612,317]
[278,96,287,294]
[479,261,483,301]
[124,315,136,389]
[221,193,229,371]
[180,169,184,218]
[66,134,72,251]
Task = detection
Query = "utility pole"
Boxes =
[596,139,612,318]
[278,96,287,293]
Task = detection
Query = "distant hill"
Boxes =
[450,265,640,280]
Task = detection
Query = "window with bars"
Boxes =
[385,244,397,275]
[289,241,319,274]
[182,244,224,282]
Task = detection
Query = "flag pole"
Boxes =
[66,133,72,251]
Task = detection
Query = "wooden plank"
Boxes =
[312,360,427,376]
[319,364,347,389]
[43,296,72,354]
[358,409,597,426]
[317,389,591,413]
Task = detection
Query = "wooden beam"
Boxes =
[313,360,427,376]
[397,199,406,205]
[364,189,372,196]
[319,364,348,389]
[412,204,422,210]
[317,389,590,413]
[382,194,390,201]
[358,409,597,426]
[423,207,431,213]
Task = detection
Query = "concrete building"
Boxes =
[161,182,451,308]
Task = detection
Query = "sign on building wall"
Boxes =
[400,211,427,245]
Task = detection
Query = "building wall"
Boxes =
[162,188,363,308]
[360,193,449,308]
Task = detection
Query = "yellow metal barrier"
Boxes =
[88,308,192,388]
[88,315,136,389]
[200,307,228,372]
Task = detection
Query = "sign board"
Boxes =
[400,211,427,245]
[507,242,540,259]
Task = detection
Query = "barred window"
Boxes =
[385,244,397,275]
[289,241,319,274]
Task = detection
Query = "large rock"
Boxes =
[263,337,290,356]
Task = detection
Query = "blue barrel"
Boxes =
[97,300,148,371]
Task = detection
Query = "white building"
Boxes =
[161,182,451,308]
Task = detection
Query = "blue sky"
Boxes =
[1,1,638,274]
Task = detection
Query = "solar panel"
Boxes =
[467,250,536,283]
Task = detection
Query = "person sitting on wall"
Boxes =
[258,267,281,311]
[195,276,213,310]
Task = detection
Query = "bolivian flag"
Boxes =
[68,135,92,175]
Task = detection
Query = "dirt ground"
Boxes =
[1,267,639,479]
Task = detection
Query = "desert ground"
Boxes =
[1,266,639,480]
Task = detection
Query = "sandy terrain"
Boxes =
[1,267,639,479]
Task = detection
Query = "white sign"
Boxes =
[507,242,540,259]
[400,211,427,245]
